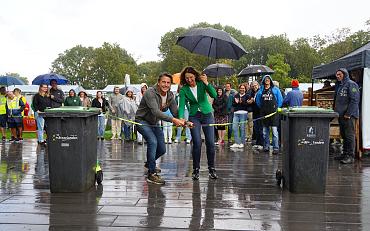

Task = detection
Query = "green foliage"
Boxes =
[45,19,370,91]
[266,54,291,88]
[51,43,138,89]
[137,61,162,86]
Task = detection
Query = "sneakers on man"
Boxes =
[144,162,161,173]
[272,149,279,155]
[208,168,218,179]
[174,139,179,143]
[147,173,165,185]
[186,140,191,144]
[238,144,244,148]
[192,168,200,180]
[340,155,354,164]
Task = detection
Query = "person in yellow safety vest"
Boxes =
[6,91,25,142]
[0,87,7,142]
[13,88,28,140]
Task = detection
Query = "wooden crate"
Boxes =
[316,91,335,109]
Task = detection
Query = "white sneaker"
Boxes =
[168,140,172,144]
[230,143,240,148]
[174,139,179,143]
[238,144,244,148]
[186,140,191,144]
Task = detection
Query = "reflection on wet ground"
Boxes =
[0,139,369,230]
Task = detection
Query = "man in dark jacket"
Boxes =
[256,75,283,154]
[49,79,64,108]
[334,68,360,164]
[136,73,185,185]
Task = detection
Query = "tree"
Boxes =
[137,61,162,86]
[51,43,138,89]
[289,38,321,80]
[266,54,291,88]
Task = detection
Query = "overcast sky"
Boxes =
[1,0,369,82]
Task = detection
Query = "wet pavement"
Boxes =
[0,139,369,230]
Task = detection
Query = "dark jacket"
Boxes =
[32,93,52,112]
[232,93,249,112]
[283,88,303,107]
[212,93,228,116]
[92,98,110,113]
[255,75,283,109]
[334,68,360,118]
[49,88,64,108]
[135,84,178,125]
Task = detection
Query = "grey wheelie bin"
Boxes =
[279,107,338,193]
[43,106,100,193]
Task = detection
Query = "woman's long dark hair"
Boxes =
[180,66,201,86]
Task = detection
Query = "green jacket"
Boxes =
[179,81,217,118]
[64,96,81,106]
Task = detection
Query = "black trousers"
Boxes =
[338,117,355,157]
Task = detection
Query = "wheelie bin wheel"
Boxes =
[96,170,103,185]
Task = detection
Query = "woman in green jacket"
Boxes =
[64,89,81,106]
[178,66,218,180]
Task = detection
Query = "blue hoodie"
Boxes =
[334,68,360,118]
[283,87,303,107]
[256,75,283,110]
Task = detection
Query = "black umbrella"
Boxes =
[203,63,234,85]
[176,27,247,60]
[203,63,234,78]
[238,65,274,77]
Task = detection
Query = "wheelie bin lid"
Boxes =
[43,106,100,117]
[281,106,338,118]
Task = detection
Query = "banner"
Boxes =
[362,68,370,150]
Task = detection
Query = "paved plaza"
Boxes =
[0,140,369,230]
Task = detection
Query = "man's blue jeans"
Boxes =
[136,120,166,174]
[263,126,279,151]
[189,112,215,170]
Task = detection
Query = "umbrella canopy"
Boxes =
[238,65,274,77]
[176,27,247,60]
[32,73,68,85]
[203,63,234,78]
[0,75,25,86]
[172,73,181,85]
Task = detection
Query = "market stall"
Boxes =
[312,41,370,156]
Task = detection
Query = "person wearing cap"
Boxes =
[334,68,360,164]
[64,89,81,106]
[78,91,91,107]
[283,79,303,107]
[49,79,64,108]
[135,83,148,144]
[255,75,283,155]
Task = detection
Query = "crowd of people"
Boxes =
[0,66,358,184]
